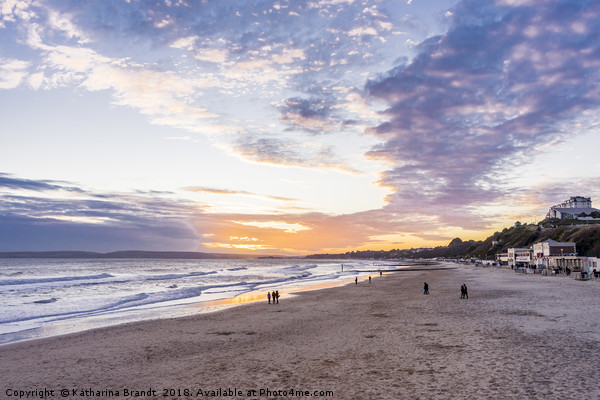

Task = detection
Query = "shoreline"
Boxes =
[0,270,385,347]
[2,263,600,398]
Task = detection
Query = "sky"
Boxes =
[1,0,600,255]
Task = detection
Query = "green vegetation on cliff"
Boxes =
[460,223,600,259]
[307,222,600,260]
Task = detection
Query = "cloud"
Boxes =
[231,220,311,234]
[231,136,307,166]
[193,212,372,254]
[0,173,84,192]
[0,214,199,252]
[230,135,361,174]
[3,0,400,170]
[0,0,36,27]
[278,97,336,133]
[0,57,29,89]
[525,177,600,215]
[0,191,198,224]
[33,42,221,130]
[3,1,224,129]
[192,206,453,254]
[183,186,296,202]
[365,0,600,229]
[0,174,200,252]
[0,172,460,254]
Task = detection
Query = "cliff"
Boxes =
[307,223,600,260]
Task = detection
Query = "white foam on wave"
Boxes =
[0,258,381,344]
[0,273,114,286]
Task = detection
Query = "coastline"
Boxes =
[0,268,382,346]
[2,263,600,399]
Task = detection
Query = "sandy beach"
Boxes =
[2,263,600,399]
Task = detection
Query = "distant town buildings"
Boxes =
[497,239,598,276]
[546,196,600,220]
[494,196,600,276]
[507,247,532,268]
[533,239,576,257]
[532,239,577,269]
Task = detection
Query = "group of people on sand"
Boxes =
[422,281,469,299]
[460,284,468,299]
[267,290,280,304]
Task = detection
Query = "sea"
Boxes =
[0,258,399,345]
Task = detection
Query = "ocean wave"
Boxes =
[0,259,358,341]
[0,273,114,286]
[33,298,57,304]
[283,264,318,272]
[142,271,217,281]
[0,281,249,325]
[0,271,219,290]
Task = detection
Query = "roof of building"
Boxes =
[552,207,599,215]
[538,239,576,246]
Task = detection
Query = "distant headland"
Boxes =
[0,250,257,259]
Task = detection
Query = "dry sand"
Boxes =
[2,263,600,399]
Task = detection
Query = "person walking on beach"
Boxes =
[460,284,468,299]
[355,277,358,285]
[423,282,429,295]
[271,291,276,304]
[369,276,371,283]
[275,290,279,304]
[267,291,271,304]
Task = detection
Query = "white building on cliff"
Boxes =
[546,196,600,220]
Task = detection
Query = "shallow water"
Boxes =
[0,258,393,344]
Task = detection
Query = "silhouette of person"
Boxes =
[275,290,279,304]
[267,291,271,304]
[369,276,371,283]
[271,291,276,304]
[423,282,429,295]
[463,284,468,299]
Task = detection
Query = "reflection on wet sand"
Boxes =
[198,274,381,308]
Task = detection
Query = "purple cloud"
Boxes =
[231,134,358,172]
[366,0,600,228]
[0,175,200,252]
[278,97,337,133]
[0,215,198,253]
[0,173,84,193]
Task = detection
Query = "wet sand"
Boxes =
[1,263,600,399]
